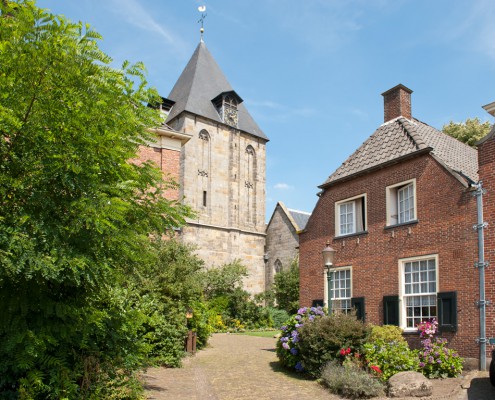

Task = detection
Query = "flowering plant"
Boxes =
[276,306,326,372]
[416,319,463,378]
[417,318,438,339]
[363,339,419,381]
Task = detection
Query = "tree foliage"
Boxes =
[0,1,192,397]
[273,258,300,314]
[442,117,492,147]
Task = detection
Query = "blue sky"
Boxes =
[36,0,495,218]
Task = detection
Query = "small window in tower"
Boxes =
[203,191,207,207]
[223,95,238,127]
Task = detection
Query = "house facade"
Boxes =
[265,202,310,290]
[299,84,489,361]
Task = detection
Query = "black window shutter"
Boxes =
[312,299,324,307]
[437,291,457,332]
[351,297,365,322]
[383,295,399,326]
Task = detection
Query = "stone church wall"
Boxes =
[178,114,267,294]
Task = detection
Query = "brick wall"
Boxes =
[299,154,479,357]
[477,137,495,363]
[135,145,181,200]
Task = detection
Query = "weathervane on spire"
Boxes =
[198,5,207,41]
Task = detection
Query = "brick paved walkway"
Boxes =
[143,333,495,400]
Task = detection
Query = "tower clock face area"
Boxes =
[224,107,238,127]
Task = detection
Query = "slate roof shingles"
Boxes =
[165,41,268,141]
[321,117,478,187]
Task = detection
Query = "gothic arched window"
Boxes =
[198,130,211,208]
[274,259,282,274]
[245,145,256,223]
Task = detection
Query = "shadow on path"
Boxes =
[467,376,495,399]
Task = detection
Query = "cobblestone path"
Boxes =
[144,333,337,400]
[143,333,495,400]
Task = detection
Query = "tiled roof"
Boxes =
[266,202,311,233]
[287,209,311,231]
[321,117,478,187]
[165,42,268,141]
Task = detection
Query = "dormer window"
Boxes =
[223,95,238,127]
[212,91,243,128]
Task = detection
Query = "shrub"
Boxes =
[297,311,370,377]
[363,339,419,381]
[189,300,214,349]
[272,258,300,314]
[418,337,463,378]
[416,319,463,378]
[368,324,406,344]
[276,306,326,372]
[268,307,290,329]
[320,360,385,399]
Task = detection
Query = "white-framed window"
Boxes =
[386,179,416,226]
[324,267,352,313]
[335,194,366,236]
[399,255,438,330]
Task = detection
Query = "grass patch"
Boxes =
[235,330,277,338]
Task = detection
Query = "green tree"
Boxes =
[442,117,492,147]
[273,258,300,314]
[0,1,191,398]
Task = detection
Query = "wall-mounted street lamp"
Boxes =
[322,241,336,314]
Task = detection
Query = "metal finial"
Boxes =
[198,6,207,41]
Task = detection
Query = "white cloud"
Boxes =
[110,0,186,53]
[274,183,294,190]
[429,0,495,59]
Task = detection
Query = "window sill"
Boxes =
[334,231,368,240]
[384,219,419,230]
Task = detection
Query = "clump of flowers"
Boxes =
[276,306,326,372]
[417,318,438,339]
[416,319,463,378]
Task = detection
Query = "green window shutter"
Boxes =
[351,297,365,322]
[383,295,399,326]
[312,299,324,307]
[437,291,457,332]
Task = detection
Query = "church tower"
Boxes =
[163,41,268,294]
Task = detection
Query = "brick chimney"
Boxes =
[381,84,413,122]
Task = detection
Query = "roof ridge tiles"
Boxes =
[397,118,427,150]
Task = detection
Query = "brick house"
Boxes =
[265,202,311,290]
[299,84,492,362]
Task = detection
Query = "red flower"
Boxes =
[340,348,346,356]
[370,365,382,374]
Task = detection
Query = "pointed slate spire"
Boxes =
[165,42,268,141]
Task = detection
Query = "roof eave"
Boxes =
[318,147,433,190]
[167,110,269,143]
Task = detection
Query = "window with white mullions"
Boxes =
[398,183,415,224]
[335,194,366,236]
[330,268,352,313]
[402,257,437,329]
[339,202,355,235]
[386,179,416,226]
